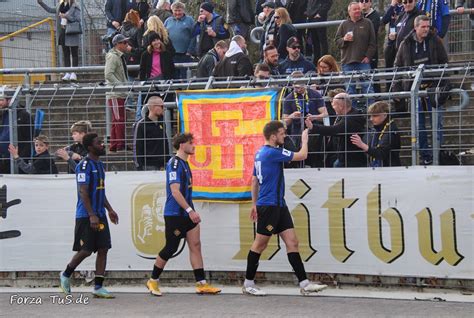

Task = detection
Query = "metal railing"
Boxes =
[1,63,472,174]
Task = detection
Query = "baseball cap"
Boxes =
[286,36,300,48]
[112,34,129,46]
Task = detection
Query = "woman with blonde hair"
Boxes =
[142,15,173,53]
[273,7,297,60]
[37,0,81,81]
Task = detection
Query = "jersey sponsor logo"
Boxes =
[77,173,86,182]
[282,149,291,157]
[169,171,177,181]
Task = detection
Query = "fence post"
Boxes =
[410,65,425,166]
[8,86,22,174]
[23,73,31,113]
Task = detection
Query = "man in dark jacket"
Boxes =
[361,0,380,70]
[105,0,129,38]
[213,35,253,77]
[196,40,228,78]
[305,0,332,63]
[0,88,34,174]
[306,92,366,167]
[278,37,315,75]
[394,15,448,165]
[194,2,230,57]
[227,0,254,39]
[133,96,169,171]
[392,0,422,50]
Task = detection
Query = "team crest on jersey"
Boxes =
[77,173,86,182]
[173,229,181,237]
[282,149,291,157]
[169,171,177,181]
[266,224,274,232]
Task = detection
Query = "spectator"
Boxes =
[37,0,81,82]
[140,32,175,80]
[256,0,284,16]
[360,0,380,70]
[104,0,130,40]
[417,0,450,38]
[151,0,172,23]
[335,2,376,108]
[259,2,277,53]
[382,0,405,68]
[283,71,326,167]
[0,86,34,174]
[8,135,58,175]
[196,40,229,78]
[273,7,297,60]
[142,16,174,53]
[56,120,92,173]
[263,45,280,75]
[278,37,315,75]
[316,54,343,98]
[133,96,169,170]
[121,9,144,80]
[131,0,151,28]
[305,0,333,64]
[164,1,196,79]
[213,35,253,77]
[227,0,254,39]
[394,15,448,165]
[456,0,474,28]
[351,101,401,167]
[286,0,308,55]
[306,92,366,167]
[105,34,131,152]
[194,2,230,57]
[255,63,271,79]
[392,0,422,51]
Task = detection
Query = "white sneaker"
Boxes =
[62,73,71,81]
[300,282,328,295]
[69,72,77,81]
[242,285,266,296]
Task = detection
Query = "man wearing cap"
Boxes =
[193,2,230,57]
[278,36,315,75]
[213,35,253,77]
[104,34,131,152]
[0,86,34,174]
[335,2,376,108]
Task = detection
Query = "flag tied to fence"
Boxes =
[176,88,282,202]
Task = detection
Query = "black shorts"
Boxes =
[73,217,111,252]
[256,205,294,236]
[164,215,198,240]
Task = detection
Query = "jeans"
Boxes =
[173,54,193,79]
[418,97,444,162]
[342,62,374,109]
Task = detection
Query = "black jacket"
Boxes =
[305,0,332,19]
[276,23,297,59]
[139,49,175,80]
[310,108,366,167]
[366,120,401,167]
[196,48,220,78]
[0,107,34,174]
[395,29,448,67]
[227,0,254,24]
[133,111,169,170]
[16,150,58,174]
[64,142,88,173]
[395,7,422,49]
[105,0,129,29]
[213,52,253,78]
[286,0,308,22]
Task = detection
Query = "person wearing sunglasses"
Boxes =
[417,0,451,38]
[273,7,297,60]
[392,0,422,51]
[278,36,315,75]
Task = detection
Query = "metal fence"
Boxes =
[1,63,473,174]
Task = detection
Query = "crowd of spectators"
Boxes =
[3,0,470,173]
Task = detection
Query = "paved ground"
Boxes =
[1,286,473,317]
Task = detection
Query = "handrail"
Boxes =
[250,8,474,44]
